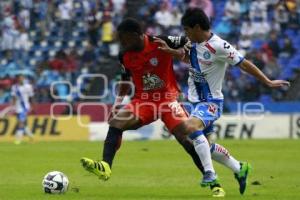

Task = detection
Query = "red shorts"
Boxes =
[123,98,188,132]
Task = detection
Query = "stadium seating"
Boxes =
[0,0,299,105]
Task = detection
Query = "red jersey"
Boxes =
[119,35,187,100]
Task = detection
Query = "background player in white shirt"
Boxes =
[157,8,290,196]
[11,74,34,144]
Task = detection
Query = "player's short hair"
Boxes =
[181,8,210,30]
[117,18,143,35]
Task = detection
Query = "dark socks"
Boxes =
[102,126,123,167]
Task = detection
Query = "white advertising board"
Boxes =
[89,114,296,141]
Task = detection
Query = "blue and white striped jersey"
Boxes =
[188,33,244,102]
[11,83,34,113]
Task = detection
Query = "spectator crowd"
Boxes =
[0,0,299,105]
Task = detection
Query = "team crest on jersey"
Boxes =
[207,104,217,116]
[149,57,158,66]
[227,52,235,60]
[142,73,165,90]
[203,51,211,59]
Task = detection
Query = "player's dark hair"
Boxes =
[117,18,143,35]
[181,8,210,30]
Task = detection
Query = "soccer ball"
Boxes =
[42,171,69,194]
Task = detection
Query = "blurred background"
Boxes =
[0,0,300,141]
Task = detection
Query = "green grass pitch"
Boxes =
[0,140,300,200]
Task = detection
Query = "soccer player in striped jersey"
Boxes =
[11,74,34,144]
[157,8,290,195]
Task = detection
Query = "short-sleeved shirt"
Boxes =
[188,33,244,102]
[119,34,187,101]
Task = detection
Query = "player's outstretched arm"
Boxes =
[238,59,290,88]
[153,37,188,62]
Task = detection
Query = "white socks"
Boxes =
[193,134,215,173]
[25,127,33,138]
[15,127,34,141]
[211,143,241,174]
[15,128,24,141]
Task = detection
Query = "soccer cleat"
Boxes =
[234,162,252,195]
[211,187,226,198]
[80,157,111,181]
[201,171,219,187]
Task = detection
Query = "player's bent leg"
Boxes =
[15,120,25,145]
[172,128,225,197]
[104,109,143,166]
[181,118,218,187]
[80,109,143,181]
[160,101,224,196]
[24,126,34,140]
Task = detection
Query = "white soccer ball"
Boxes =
[42,171,69,194]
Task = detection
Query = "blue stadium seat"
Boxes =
[295,36,300,46]
[252,39,265,50]
[288,56,300,69]
[278,38,285,48]
[284,29,297,38]
[280,67,294,79]
[278,56,289,66]
[230,67,241,78]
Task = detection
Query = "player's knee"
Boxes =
[108,118,126,130]
[18,121,25,128]
[206,133,217,144]
[109,118,139,131]
[183,119,205,134]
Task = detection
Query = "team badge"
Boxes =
[227,52,235,60]
[203,51,211,59]
[207,104,217,116]
[142,73,165,90]
[149,57,158,66]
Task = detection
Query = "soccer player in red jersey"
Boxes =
[81,18,224,196]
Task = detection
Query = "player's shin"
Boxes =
[190,130,215,173]
[25,126,34,139]
[210,143,240,173]
[102,126,123,167]
[173,132,222,189]
[15,128,24,143]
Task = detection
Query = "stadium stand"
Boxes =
[0,0,299,112]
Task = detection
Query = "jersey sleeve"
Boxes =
[157,35,188,49]
[216,40,244,66]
